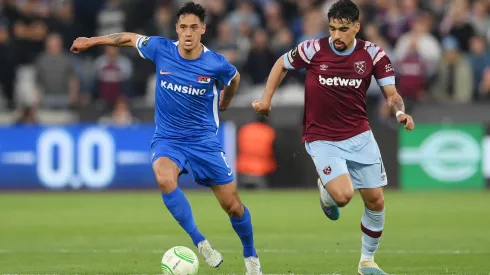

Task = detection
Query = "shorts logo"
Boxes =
[198,76,211,84]
[354,61,366,75]
[323,166,332,175]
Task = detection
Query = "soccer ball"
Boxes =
[161,246,199,275]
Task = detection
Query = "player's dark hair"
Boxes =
[176,2,206,22]
[327,0,360,24]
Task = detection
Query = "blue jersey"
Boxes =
[135,36,237,145]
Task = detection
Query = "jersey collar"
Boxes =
[329,37,357,56]
[173,41,209,52]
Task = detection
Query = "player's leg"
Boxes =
[211,182,262,275]
[348,160,387,275]
[151,143,208,253]
[306,141,354,220]
[187,148,261,275]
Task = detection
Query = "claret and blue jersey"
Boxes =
[136,35,237,185]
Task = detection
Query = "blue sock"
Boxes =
[162,187,205,247]
[230,205,257,258]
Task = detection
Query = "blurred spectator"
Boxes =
[394,49,428,108]
[0,0,488,117]
[47,0,83,51]
[243,28,276,85]
[393,12,441,76]
[0,17,16,110]
[98,96,137,126]
[428,0,449,23]
[468,35,490,100]
[377,0,409,47]
[296,8,326,45]
[35,33,79,109]
[470,0,490,40]
[431,36,473,103]
[96,0,125,36]
[362,23,392,123]
[227,0,260,32]
[143,4,175,40]
[209,20,241,67]
[440,0,475,52]
[12,0,48,65]
[202,0,227,45]
[93,46,133,105]
[269,27,293,57]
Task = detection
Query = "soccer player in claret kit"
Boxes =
[253,0,414,274]
[70,2,262,274]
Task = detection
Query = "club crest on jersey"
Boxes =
[323,166,332,175]
[198,76,211,84]
[354,61,366,75]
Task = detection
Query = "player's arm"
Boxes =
[252,57,289,116]
[220,71,241,111]
[254,40,317,116]
[380,85,415,131]
[70,32,141,53]
[374,47,414,131]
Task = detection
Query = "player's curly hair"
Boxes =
[176,2,207,22]
[327,0,360,23]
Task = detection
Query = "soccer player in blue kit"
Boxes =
[70,2,262,274]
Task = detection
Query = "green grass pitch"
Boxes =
[1,190,489,275]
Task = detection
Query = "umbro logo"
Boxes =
[320,64,328,71]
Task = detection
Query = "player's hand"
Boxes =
[219,90,230,111]
[70,37,92,54]
[252,100,271,117]
[397,113,415,131]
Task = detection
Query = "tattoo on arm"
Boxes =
[107,33,124,43]
[390,94,405,113]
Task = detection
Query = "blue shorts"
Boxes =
[151,139,234,187]
[305,130,387,189]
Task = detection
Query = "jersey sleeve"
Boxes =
[372,47,396,87]
[135,36,163,62]
[283,39,320,70]
[218,55,238,86]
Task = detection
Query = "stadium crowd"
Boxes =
[0,0,489,124]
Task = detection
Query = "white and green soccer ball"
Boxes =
[161,246,199,275]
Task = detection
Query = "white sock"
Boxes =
[320,185,337,206]
[360,208,384,262]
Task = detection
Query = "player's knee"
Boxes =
[154,171,177,193]
[223,200,244,218]
[365,196,384,211]
[333,190,354,207]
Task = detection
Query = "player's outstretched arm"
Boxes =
[381,84,415,131]
[70,32,141,53]
[219,71,241,111]
[252,56,289,117]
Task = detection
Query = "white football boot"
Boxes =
[197,240,223,268]
[245,256,263,275]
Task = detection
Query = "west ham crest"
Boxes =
[354,61,366,75]
[323,166,332,175]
